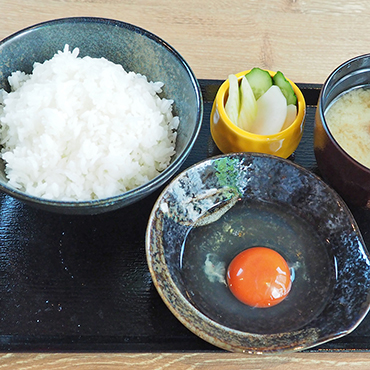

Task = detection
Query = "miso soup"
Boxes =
[325,87,370,168]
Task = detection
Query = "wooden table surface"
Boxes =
[1,0,370,368]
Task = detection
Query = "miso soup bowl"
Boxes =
[314,53,370,208]
[210,70,306,158]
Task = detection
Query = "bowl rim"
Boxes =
[146,152,370,354]
[0,16,203,210]
[213,70,306,142]
[317,52,370,174]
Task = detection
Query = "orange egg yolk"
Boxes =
[226,247,291,308]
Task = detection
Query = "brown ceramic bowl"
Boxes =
[314,53,370,208]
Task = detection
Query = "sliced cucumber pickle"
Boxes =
[245,68,273,100]
[273,71,297,105]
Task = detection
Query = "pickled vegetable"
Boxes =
[224,69,298,135]
[245,67,273,100]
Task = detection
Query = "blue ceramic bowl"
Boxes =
[0,17,203,214]
[146,153,370,354]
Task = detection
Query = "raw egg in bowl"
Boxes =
[146,152,370,354]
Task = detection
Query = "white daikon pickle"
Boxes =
[249,85,287,135]
[224,74,240,125]
[281,104,297,131]
[237,76,257,131]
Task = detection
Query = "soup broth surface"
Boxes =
[325,87,370,168]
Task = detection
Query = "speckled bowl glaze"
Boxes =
[0,17,202,214]
[210,70,306,158]
[146,153,370,354]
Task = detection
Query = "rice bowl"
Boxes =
[0,17,203,214]
[0,45,179,201]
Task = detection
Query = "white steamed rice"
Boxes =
[0,45,179,201]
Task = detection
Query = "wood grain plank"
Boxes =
[1,352,370,369]
[1,0,370,83]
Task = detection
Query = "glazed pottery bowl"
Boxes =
[315,53,370,208]
[0,17,202,214]
[146,152,370,354]
[210,70,306,158]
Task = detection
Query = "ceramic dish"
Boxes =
[146,152,370,354]
[210,71,306,158]
[315,53,370,208]
[0,17,203,214]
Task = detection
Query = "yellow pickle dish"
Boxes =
[210,69,306,158]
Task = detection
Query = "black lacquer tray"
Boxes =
[1,80,370,352]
